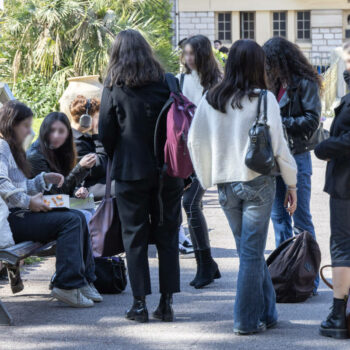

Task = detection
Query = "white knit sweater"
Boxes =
[187,91,297,189]
[177,70,204,106]
[0,139,50,209]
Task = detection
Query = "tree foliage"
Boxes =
[0,0,177,117]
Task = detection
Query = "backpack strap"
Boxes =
[165,73,180,94]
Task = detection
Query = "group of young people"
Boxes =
[0,28,350,338]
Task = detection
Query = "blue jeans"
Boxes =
[218,175,277,332]
[271,151,319,290]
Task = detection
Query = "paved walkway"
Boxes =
[1,121,349,350]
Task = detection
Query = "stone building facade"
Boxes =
[171,0,350,65]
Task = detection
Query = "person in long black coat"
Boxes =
[98,29,183,323]
[315,56,350,339]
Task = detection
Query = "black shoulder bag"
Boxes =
[245,90,276,175]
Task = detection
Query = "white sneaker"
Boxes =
[179,242,194,259]
[80,283,103,302]
[51,287,94,308]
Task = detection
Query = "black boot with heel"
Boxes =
[126,296,149,323]
[153,294,174,322]
[319,297,349,339]
[189,250,200,286]
[194,249,221,289]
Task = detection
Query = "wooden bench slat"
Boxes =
[0,241,56,265]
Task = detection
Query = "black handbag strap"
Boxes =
[256,90,267,124]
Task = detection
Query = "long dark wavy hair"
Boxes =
[0,101,32,177]
[183,35,222,91]
[207,40,267,113]
[39,112,76,176]
[262,37,323,95]
[106,29,165,88]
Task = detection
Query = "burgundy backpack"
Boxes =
[154,73,196,179]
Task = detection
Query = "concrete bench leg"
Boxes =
[0,300,13,325]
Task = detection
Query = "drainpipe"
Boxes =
[175,0,179,46]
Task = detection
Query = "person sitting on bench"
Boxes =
[0,100,102,308]
[27,112,97,223]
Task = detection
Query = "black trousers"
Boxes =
[183,177,210,251]
[8,208,96,290]
[116,175,183,296]
[330,197,350,267]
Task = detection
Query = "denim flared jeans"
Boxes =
[218,175,277,332]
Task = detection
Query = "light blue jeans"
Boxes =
[218,175,277,332]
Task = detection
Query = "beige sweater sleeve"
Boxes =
[267,92,297,186]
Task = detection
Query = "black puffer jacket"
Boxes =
[27,140,89,196]
[279,78,321,155]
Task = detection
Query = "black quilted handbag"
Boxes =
[245,90,276,175]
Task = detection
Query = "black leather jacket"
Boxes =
[27,140,89,196]
[279,78,321,155]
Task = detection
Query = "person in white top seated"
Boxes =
[176,35,222,289]
[188,39,298,335]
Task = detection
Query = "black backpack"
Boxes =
[266,230,321,303]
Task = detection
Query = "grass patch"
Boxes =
[24,256,43,265]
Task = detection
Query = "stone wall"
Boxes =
[311,10,343,61]
[311,27,343,54]
[178,11,215,42]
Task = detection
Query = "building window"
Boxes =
[273,12,287,38]
[297,11,311,41]
[217,13,232,41]
[240,12,255,40]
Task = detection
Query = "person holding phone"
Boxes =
[70,96,109,201]
[27,112,96,199]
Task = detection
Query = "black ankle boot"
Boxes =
[194,249,221,289]
[153,294,174,322]
[319,297,349,339]
[189,250,200,286]
[126,296,148,323]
